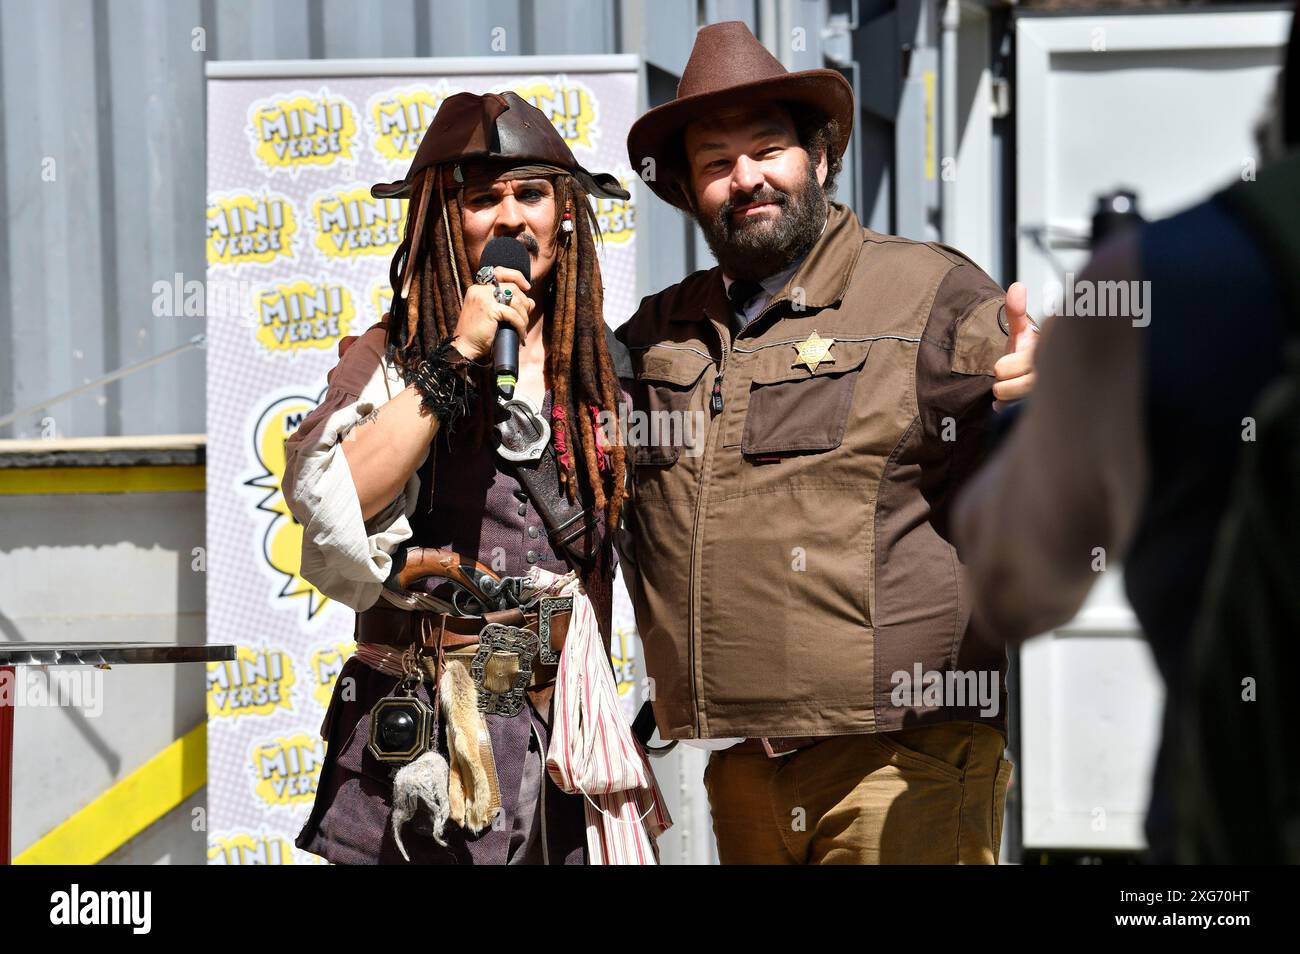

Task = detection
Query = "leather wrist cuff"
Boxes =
[403,336,480,430]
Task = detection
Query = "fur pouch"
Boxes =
[440,660,502,832]
[391,749,451,861]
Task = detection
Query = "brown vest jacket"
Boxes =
[616,203,1009,739]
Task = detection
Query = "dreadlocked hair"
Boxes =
[384,166,627,536]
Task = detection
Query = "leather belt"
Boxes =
[732,737,823,758]
[354,642,559,688]
[356,600,572,654]
[354,597,573,718]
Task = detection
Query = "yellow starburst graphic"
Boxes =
[247,89,358,174]
[207,646,296,720]
[310,185,407,261]
[507,76,600,151]
[593,172,636,245]
[368,83,456,163]
[308,642,355,710]
[244,393,333,621]
[208,832,317,865]
[206,190,298,268]
[252,733,325,807]
[369,279,394,328]
[610,625,637,698]
[253,279,356,354]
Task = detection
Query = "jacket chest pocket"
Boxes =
[629,348,715,466]
[739,339,872,457]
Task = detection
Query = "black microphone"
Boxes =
[480,236,531,399]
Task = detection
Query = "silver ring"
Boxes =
[474,266,497,286]
[495,287,513,305]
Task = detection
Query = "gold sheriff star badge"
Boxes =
[792,331,836,373]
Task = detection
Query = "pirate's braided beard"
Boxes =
[385,166,626,534]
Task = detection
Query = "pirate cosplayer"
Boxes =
[283,91,669,865]
[617,22,1038,864]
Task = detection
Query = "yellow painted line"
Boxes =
[0,465,205,495]
[15,723,207,865]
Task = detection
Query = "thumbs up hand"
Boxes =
[992,282,1038,412]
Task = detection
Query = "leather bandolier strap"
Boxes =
[496,400,602,568]
[497,324,633,571]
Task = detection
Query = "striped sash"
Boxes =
[532,568,672,864]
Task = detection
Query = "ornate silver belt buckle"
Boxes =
[471,623,538,717]
[536,596,572,666]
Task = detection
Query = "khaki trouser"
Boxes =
[704,721,1013,864]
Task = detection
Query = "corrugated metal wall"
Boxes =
[0,0,857,867]
[0,0,850,440]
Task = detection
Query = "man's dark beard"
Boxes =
[695,161,827,282]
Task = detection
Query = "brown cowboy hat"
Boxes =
[371,90,629,201]
[627,20,854,210]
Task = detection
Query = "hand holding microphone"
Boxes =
[451,237,534,398]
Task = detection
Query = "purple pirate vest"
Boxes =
[296,391,613,865]
[409,390,615,643]
[409,391,569,579]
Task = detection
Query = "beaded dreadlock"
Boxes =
[384,164,626,535]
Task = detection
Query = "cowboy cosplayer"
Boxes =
[284,91,668,865]
[617,22,1037,863]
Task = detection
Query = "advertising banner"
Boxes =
[205,58,641,864]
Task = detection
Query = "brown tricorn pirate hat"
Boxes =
[627,20,854,210]
[371,90,630,201]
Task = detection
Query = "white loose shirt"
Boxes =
[280,324,420,613]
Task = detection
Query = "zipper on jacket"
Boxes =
[685,299,790,735]
[686,319,732,736]
[710,335,731,415]
[707,300,784,418]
